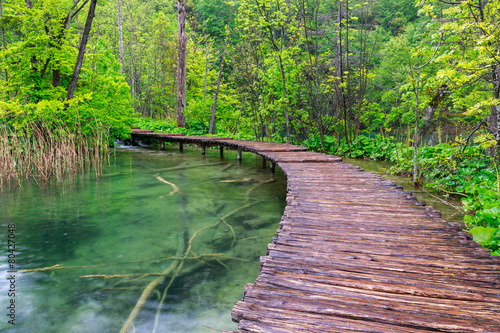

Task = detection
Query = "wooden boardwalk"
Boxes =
[131,129,500,332]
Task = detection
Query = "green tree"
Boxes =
[420,0,500,155]
[0,0,135,142]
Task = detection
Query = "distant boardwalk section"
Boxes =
[131,129,500,333]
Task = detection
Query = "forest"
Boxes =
[0,0,499,254]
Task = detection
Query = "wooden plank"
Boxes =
[241,287,500,332]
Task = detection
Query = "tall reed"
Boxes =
[0,121,110,189]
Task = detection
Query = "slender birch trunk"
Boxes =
[176,0,187,127]
[203,15,208,101]
[117,0,125,76]
[209,12,231,134]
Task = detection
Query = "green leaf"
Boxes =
[469,226,496,245]
[480,206,500,217]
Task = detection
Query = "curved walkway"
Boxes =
[132,129,500,332]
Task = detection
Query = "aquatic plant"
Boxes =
[0,120,109,189]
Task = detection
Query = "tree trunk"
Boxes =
[209,12,231,134]
[53,0,79,87]
[117,0,125,76]
[278,55,290,144]
[418,85,448,140]
[131,55,136,110]
[203,15,208,101]
[170,72,176,108]
[176,0,187,128]
[491,64,500,157]
[335,1,347,144]
[413,62,420,185]
[66,0,97,101]
[129,10,137,111]
[162,62,166,117]
[0,0,7,81]
[491,65,500,137]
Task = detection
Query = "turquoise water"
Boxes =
[0,146,286,333]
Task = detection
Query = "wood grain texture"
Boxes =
[131,129,500,333]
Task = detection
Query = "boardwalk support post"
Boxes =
[262,157,266,168]
[179,143,183,152]
[237,148,242,161]
[160,141,165,150]
[270,161,276,172]
[220,146,224,158]
[201,145,206,155]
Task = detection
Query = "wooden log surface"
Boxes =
[131,129,500,332]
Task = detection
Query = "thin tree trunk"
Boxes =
[491,64,500,137]
[335,1,347,144]
[251,99,258,140]
[136,39,143,114]
[0,0,7,81]
[203,15,208,101]
[170,72,176,108]
[67,0,97,101]
[410,30,443,183]
[414,61,420,185]
[277,55,290,144]
[419,85,448,140]
[131,55,136,110]
[117,0,125,76]
[345,0,352,143]
[127,4,137,111]
[209,12,231,134]
[258,99,264,141]
[76,11,81,39]
[53,1,78,87]
[491,64,500,157]
[162,62,166,117]
[176,0,187,127]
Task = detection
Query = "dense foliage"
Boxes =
[1,0,499,253]
[0,0,136,142]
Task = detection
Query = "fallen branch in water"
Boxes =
[20,252,246,276]
[220,177,253,183]
[202,325,224,332]
[80,273,173,279]
[221,163,233,172]
[120,260,180,333]
[240,232,277,241]
[245,178,275,200]
[79,254,247,280]
[154,174,180,197]
[121,216,235,333]
[147,162,226,174]
[20,263,113,274]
